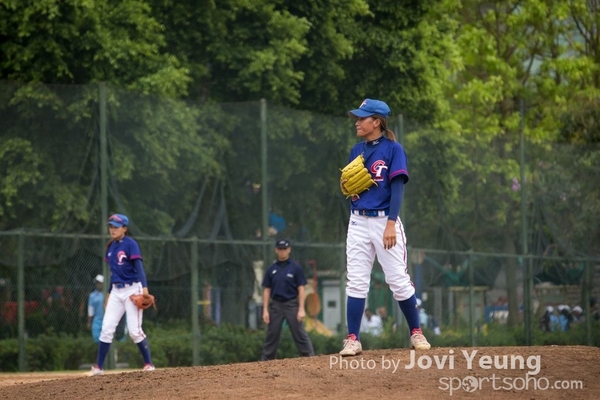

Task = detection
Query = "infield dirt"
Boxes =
[1,345,598,399]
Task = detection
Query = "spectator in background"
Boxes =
[415,298,441,335]
[87,275,105,343]
[376,306,389,324]
[571,305,584,325]
[540,306,560,333]
[430,316,442,336]
[43,286,66,312]
[549,306,560,332]
[416,298,429,329]
[558,305,573,331]
[590,297,600,321]
[539,306,550,332]
[255,209,287,239]
[360,308,383,336]
[377,306,397,334]
[268,209,286,236]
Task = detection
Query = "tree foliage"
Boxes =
[409,0,600,253]
[148,0,311,104]
[0,0,189,95]
[0,0,598,262]
[0,0,216,231]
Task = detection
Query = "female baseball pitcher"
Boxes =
[339,99,431,356]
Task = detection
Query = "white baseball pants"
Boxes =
[346,214,415,301]
[99,282,147,344]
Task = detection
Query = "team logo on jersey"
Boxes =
[287,273,294,278]
[272,270,277,275]
[370,160,388,182]
[117,251,127,265]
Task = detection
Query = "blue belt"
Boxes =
[351,209,389,217]
[113,282,134,289]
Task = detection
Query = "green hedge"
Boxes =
[1,321,598,372]
[425,320,600,347]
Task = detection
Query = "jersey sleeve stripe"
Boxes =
[389,169,409,181]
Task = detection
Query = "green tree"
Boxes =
[549,1,600,255]
[0,0,189,94]
[337,0,456,122]
[408,0,600,326]
[445,0,568,326]
[0,0,230,232]
[149,0,310,105]
[146,0,456,242]
[279,0,369,114]
[149,0,454,120]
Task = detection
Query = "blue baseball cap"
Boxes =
[108,213,129,228]
[348,99,391,118]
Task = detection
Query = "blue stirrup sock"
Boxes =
[96,341,111,369]
[398,295,421,334]
[347,296,366,340]
[136,338,152,365]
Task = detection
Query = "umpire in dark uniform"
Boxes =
[260,239,315,361]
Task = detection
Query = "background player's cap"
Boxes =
[275,239,291,249]
[94,274,104,283]
[348,99,391,118]
[108,213,129,228]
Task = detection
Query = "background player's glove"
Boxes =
[130,294,157,310]
[340,154,376,198]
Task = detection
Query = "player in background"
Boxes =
[340,99,431,356]
[90,214,155,375]
[87,274,105,343]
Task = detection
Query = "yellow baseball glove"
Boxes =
[340,154,376,198]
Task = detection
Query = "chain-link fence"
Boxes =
[0,233,346,336]
[408,248,597,343]
[1,81,599,370]
[1,233,596,346]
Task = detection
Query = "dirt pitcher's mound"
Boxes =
[1,346,598,399]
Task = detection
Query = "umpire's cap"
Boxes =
[275,239,291,249]
[348,99,391,118]
[108,213,129,228]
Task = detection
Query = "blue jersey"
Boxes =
[104,236,148,289]
[348,136,409,210]
[262,259,307,301]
